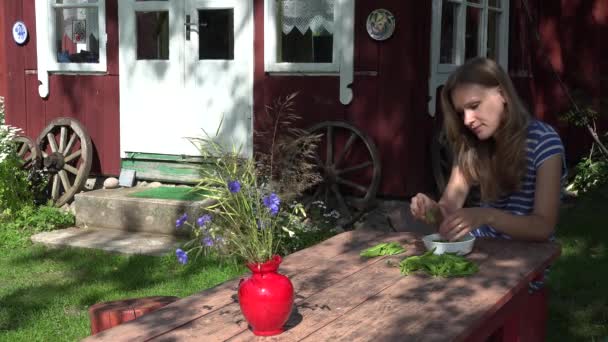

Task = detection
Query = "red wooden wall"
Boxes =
[0,3,6,99]
[0,0,120,176]
[253,0,436,197]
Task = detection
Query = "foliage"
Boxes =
[567,152,608,194]
[398,249,479,277]
[360,242,406,257]
[0,119,34,220]
[548,183,608,341]
[177,125,301,265]
[255,93,323,203]
[0,205,75,248]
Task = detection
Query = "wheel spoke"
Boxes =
[63,133,76,155]
[18,142,28,157]
[59,170,71,193]
[52,175,60,200]
[59,127,67,153]
[334,132,357,168]
[47,133,59,153]
[64,150,82,163]
[337,161,373,175]
[336,177,368,193]
[326,126,333,167]
[331,184,351,219]
[65,164,79,175]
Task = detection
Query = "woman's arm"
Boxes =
[438,164,471,214]
[440,154,563,241]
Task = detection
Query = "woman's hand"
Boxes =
[439,208,487,241]
[410,193,445,224]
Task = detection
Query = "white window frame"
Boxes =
[264,0,354,104]
[35,0,107,97]
[428,0,509,116]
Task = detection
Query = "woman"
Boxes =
[411,57,567,242]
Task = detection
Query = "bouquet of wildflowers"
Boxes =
[175,129,298,265]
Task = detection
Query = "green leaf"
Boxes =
[360,242,406,257]
[398,250,478,277]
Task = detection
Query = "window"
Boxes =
[264,0,353,73]
[35,0,107,96]
[428,0,509,115]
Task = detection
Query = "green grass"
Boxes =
[128,186,209,201]
[0,246,246,341]
[548,185,608,341]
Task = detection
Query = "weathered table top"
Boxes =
[84,229,560,342]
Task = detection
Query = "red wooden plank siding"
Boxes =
[253,0,435,197]
[0,2,6,98]
[3,0,27,132]
[1,0,120,176]
[23,0,37,71]
[106,0,119,75]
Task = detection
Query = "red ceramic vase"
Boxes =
[238,255,294,336]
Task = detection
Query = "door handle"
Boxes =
[185,15,196,40]
[185,15,209,40]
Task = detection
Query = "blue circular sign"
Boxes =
[12,21,28,45]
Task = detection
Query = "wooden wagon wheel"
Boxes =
[37,117,93,207]
[307,121,381,225]
[13,135,42,169]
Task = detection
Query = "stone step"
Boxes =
[74,188,213,235]
[30,227,185,256]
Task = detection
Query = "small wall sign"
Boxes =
[12,21,28,45]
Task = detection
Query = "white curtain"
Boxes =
[280,0,335,34]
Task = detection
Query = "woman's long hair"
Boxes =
[440,57,530,202]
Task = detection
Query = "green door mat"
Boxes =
[128,187,209,201]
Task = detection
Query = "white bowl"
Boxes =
[422,233,476,255]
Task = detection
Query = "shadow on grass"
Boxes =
[0,246,246,337]
[548,186,608,341]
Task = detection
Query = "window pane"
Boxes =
[55,7,99,63]
[198,9,234,60]
[467,0,481,4]
[489,0,501,8]
[136,11,169,60]
[439,0,458,64]
[487,10,500,60]
[465,6,480,60]
[279,0,334,63]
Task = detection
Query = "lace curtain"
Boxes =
[280,0,335,35]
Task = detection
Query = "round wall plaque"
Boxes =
[12,21,28,45]
[366,9,395,41]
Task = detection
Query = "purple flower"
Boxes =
[227,180,241,193]
[176,248,188,264]
[197,214,212,228]
[175,213,188,228]
[263,193,281,216]
[202,236,215,247]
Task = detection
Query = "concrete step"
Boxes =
[30,227,185,256]
[74,188,213,235]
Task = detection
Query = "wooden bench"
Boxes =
[83,229,560,341]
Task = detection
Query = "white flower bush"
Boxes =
[0,97,21,163]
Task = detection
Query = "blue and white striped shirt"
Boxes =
[471,120,567,239]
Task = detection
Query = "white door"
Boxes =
[119,0,253,158]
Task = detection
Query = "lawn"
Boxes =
[548,185,608,341]
[0,246,247,341]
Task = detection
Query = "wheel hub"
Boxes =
[43,152,65,173]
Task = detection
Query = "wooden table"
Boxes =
[83,229,560,342]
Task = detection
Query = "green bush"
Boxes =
[0,149,33,220]
[1,204,75,247]
[568,157,608,194]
